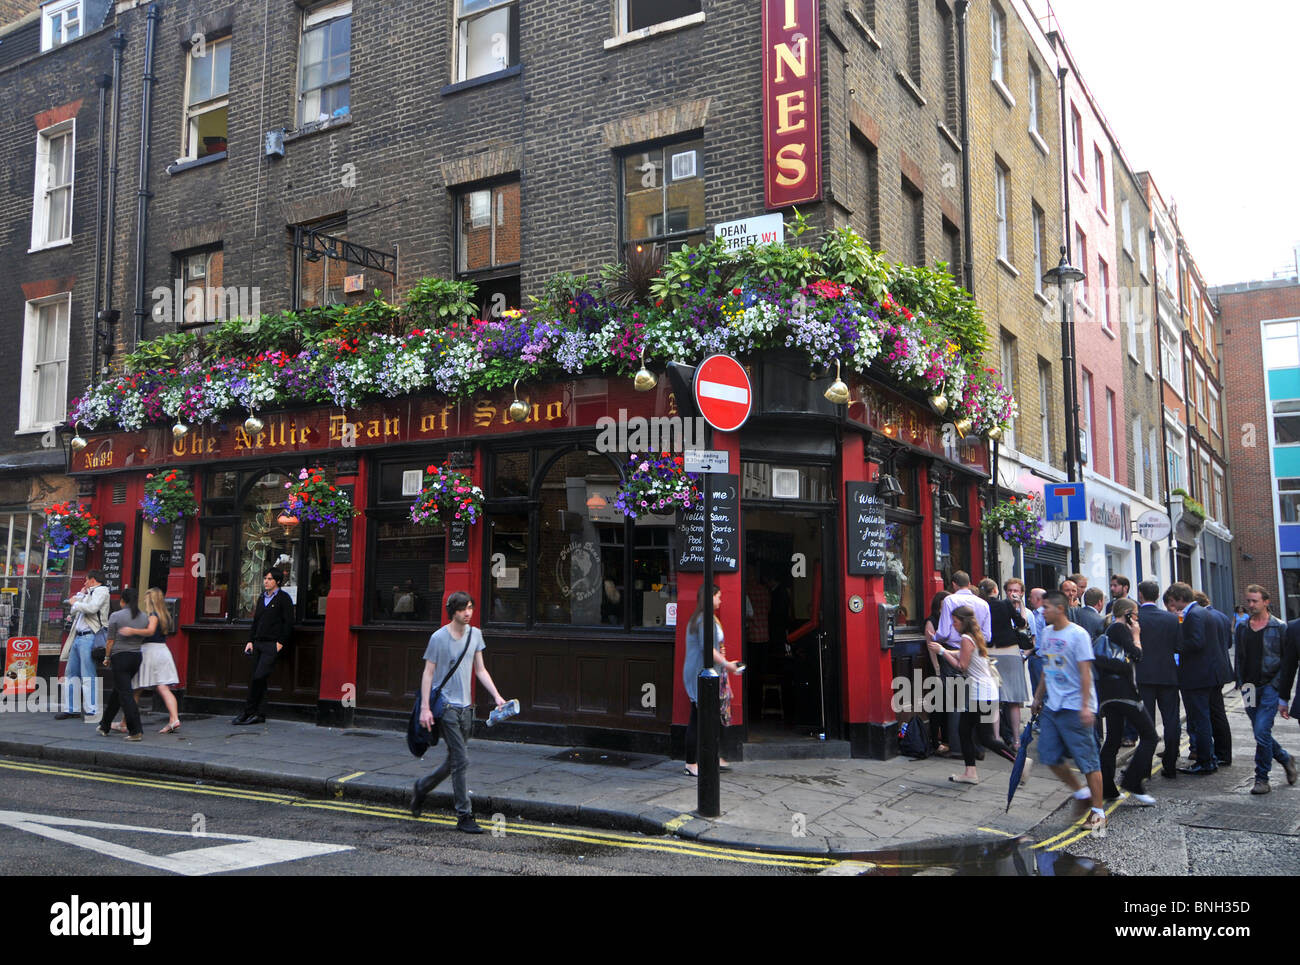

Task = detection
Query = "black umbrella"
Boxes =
[1006,713,1038,812]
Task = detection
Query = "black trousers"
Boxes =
[958,709,1015,767]
[101,651,143,737]
[1140,683,1182,772]
[1100,701,1158,797]
[243,640,280,715]
[1209,686,1232,764]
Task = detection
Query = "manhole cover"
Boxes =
[547,748,662,769]
[1180,805,1300,835]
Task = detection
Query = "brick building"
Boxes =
[1212,276,1300,617]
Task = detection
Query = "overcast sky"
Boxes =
[1028,0,1300,286]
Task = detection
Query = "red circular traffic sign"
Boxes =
[693,354,753,432]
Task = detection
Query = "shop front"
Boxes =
[68,361,988,758]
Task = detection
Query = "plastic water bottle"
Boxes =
[486,699,520,727]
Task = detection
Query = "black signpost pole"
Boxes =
[697,426,721,818]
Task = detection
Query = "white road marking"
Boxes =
[697,379,749,404]
[0,810,351,876]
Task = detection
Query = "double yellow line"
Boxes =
[0,758,836,871]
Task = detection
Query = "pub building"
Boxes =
[68,356,988,760]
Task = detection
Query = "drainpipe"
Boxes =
[132,5,162,346]
[99,32,127,374]
[92,72,110,381]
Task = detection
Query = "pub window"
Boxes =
[197,467,334,624]
[620,0,701,33]
[483,445,677,630]
[937,479,971,585]
[620,137,706,257]
[368,458,447,624]
[0,511,74,653]
[456,179,520,320]
[881,461,921,627]
[293,216,349,309]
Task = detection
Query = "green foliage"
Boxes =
[600,245,664,307]
[886,262,986,356]
[734,240,821,288]
[406,277,477,328]
[649,239,741,307]
[122,331,198,373]
[819,227,889,300]
[1172,488,1207,521]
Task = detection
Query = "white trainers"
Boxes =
[1072,786,1092,800]
[1128,792,1156,807]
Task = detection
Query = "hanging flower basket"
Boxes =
[283,467,356,529]
[41,502,101,551]
[140,470,198,532]
[613,452,701,519]
[980,495,1044,550]
[409,462,484,527]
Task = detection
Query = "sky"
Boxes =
[1027,0,1300,286]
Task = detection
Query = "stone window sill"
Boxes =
[1029,128,1050,157]
[997,257,1020,279]
[441,64,522,97]
[992,75,1016,109]
[845,8,880,50]
[938,122,961,152]
[167,151,226,176]
[283,113,353,145]
[896,70,926,107]
[604,11,705,50]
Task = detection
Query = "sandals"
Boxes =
[110,721,127,733]
[949,774,980,785]
[159,720,181,734]
[683,767,698,777]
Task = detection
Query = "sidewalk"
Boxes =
[0,708,1099,857]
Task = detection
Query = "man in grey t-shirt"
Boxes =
[411,591,506,833]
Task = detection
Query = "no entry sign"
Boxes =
[693,355,753,432]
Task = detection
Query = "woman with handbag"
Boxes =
[1096,598,1158,805]
[981,579,1032,751]
[928,605,1016,784]
[682,583,741,778]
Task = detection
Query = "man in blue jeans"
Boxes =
[1027,587,1047,695]
[1030,591,1107,837]
[55,570,109,721]
[1237,585,1298,794]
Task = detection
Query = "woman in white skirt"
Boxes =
[118,587,181,734]
[981,578,1033,751]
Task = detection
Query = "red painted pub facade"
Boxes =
[70,353,987,759]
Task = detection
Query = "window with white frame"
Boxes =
[1208,385,1220,437]
[1160,324,1183,393]
[41,0,82,52]
[1080,368,1094,466]
[456,0,519,83]
[1094,146,1107,212]
[995,161,1010,262]
[175,246,226,328]
[1264,320,1300,368]
[20,295,70,432]
[31,121,74,249]
[1000,332,1017,450]
[298,1,351,127]
[1132,416,1144,495]
[184,37,230,160]
[1038,360,1053,465]
[1138,227,1148,277]
[1121,199,1132,255]
[1070,106,1084,175]
[1166,425,1185,492]
[1142,308,1154,376]
[620,0,701,33]
[1075,225,1088,306]
[1125,288,1138,359]
[621,138,706,255]
[1106,388,1119,481]
[457,180,521,320]
[1148,426,1159,499]
[1212,467,1225,522]
[1027,59,1042,137]
[1195,367,1206,415]
[990,4,1006,86]
[1032,203,1044,294]
[1098,257,1111,329]
[1198,454,1211,508]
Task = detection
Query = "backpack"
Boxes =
[898,716,931,760]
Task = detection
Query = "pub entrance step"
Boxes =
[742,720,853,760]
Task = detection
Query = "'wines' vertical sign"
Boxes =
[762,0,823,209]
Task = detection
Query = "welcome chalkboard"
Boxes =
[101,523,126,593]
[677,473,739,572]
[447,519,469,562]
[846,482,887,576]
[170,522,186,568]
[333,485,355,563]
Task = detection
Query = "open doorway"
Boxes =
[741,508,835,742]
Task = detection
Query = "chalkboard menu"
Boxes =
[333,485,355,564]
[677,473,739,572]
[170,522,186,568]
[846,482,887,576]
[101,523,126,593]
[447,520,469,562]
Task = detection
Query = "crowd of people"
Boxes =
[923,570,1300,835]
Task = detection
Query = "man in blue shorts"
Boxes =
[1030,590,1107,836]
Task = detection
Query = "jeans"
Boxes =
[100,651,142,737]
[1027,653,1044,697]
[1182,687,1216,767]
[427,704,475,816]
[64,631,99,715]
[1245,683,1292,781]
[1100,701,1157,797]
[1140,683,1182,773]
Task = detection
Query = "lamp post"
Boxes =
[1043,246,1085,574]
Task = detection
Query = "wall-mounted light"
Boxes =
[634,349,657,391]
[172,420,189,439]
[508,380,529,423]
[877,473,905,498]
[244,411,264,435]
[928,393,949,415]
[824,359,850,405]
[70,422,87,452]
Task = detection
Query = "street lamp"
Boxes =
[1042,246,1085,573]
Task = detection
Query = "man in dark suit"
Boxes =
[1073,587,1106,641]
[1195,591,1235,766]
[1136,581,1182,777]
[233,567,295,725]
[1168,582,1218,773]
